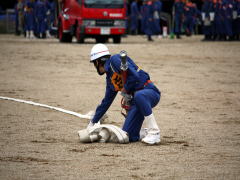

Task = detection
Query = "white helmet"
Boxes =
[90,43,110,62]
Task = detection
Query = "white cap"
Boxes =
[90,43,110,62]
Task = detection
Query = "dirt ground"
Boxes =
[0,34,240,180]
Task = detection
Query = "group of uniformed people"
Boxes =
[173,0,201,39]
[14,0,240,41]
[15,0,55,39]
[129,0,163,41]
[129,0,240,41]
[129,0,202,41]
[201,0,240,41]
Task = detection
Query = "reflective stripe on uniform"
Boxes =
[110,63,115,73]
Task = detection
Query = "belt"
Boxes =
[144,80,152,87]
[135,80,152,91]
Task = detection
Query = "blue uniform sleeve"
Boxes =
[91,84,117,123]
[110,55,142,92]
[124,65,141,92]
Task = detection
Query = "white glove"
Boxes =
[120,91,132,102]
[46,10,50,15]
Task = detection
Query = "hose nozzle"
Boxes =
[120,50,128,71]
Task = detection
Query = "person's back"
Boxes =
[105,54,150,92]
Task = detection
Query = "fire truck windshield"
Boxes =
[83,0,124,8]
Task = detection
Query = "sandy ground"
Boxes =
[0,34,240,180]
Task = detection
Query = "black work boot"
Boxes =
[148,35,153,41]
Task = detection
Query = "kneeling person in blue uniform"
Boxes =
[88,44,161,145]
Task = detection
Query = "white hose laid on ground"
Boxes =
[0,96,93,119]
[0,96,127,143]
[78,124,129,144]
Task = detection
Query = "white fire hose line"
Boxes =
[0,96,92,119]
[0,96,129,143]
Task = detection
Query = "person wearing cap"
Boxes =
[88,44,161,145]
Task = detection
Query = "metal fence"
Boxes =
[0,9,15,34]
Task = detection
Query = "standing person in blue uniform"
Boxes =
[145,0,155,41]
[183,1,195,36]
[201,0,214,41]
[236,0,240,40]
[125,0,130,35]
[212,0,217,40]
[47,0,56,36]
[216,0,228,40]
[24,0,36,38]
[213,0,221,40]
[223,0,234,40]
[140,0,148,34]
[173,0,184,39]
[87,44,161,145]
[130,0,140,35]
[232,0,238,39]
[35,0,47,38]
[15,2,20,35]
[152,0,162,37]
[209,0,216,40]
[29,0,37,37]
[192,3,202,35]
[45,0,54,38]
[214,0,227,40]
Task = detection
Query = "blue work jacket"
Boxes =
[91,54,150,123]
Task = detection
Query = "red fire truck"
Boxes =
[54,0,127,43]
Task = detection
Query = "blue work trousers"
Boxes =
[122,84,160,142]
[37,17,46,34]
[25,13,34,31]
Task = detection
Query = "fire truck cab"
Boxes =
[55,0,126,43]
